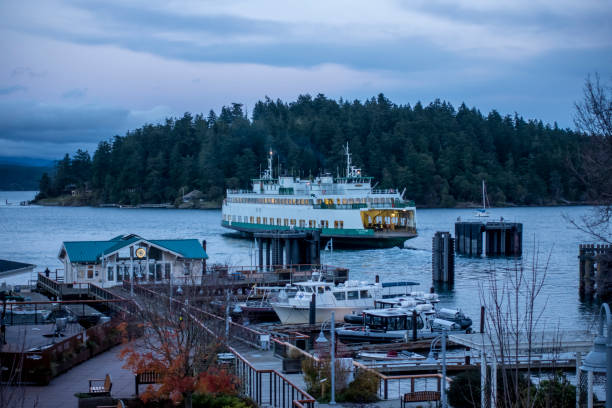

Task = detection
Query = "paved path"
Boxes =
[23,343,134,408]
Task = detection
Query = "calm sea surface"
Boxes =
[0,191,602,331]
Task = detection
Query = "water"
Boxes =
[0,191,602,331]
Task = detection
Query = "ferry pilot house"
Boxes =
[58,234,208,287]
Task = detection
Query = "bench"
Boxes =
[401,391,441,407]
[135,371,162,396]
[89,374,112,395]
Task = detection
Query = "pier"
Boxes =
[579,243,612,298]
[455,220,523,257]
[25,272,607,407]
[254,230,322,271]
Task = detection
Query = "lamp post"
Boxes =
[580,303,612,408]
[424,330,448,408]
[315,311,336,404]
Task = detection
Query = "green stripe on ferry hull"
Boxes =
[221,221,416,248]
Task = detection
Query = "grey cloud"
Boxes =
[62,88,87,98]
[0,85,27,95]
[72,0,285,37]
[0,101,129,142]
[11,67,47,78]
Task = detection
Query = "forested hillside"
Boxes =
[36,94,586,207]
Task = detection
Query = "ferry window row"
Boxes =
[226,197,396,205]
[223,214,340,229]
[227,197,313,205]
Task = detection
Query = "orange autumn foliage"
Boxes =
[119,342,239,404]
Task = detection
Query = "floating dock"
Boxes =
[455,221,522,257]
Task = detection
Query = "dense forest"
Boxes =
[36,94,587,207]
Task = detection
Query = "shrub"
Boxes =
[191,394,256,408]
[533,375,576,408]
[448,370,481,408]
[337,369,379,403]
[448,369,534,408]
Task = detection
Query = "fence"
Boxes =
[0,320,125,385]
[232,347,315,408]
[128,281,269,350]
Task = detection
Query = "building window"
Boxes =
[116,265,122,281]
[87,265,94,279]
[165,263,171,279]
[107,266,114,281]
[257,217,261,224]
[184,262,191,275]
[277,218,281,225]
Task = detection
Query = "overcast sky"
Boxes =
[1,0,611,160]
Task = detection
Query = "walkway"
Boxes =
[23,344,133,408]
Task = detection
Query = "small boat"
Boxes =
[474,180,490,217]
[270,273,418,324]
[436,308,473,330]
[337,306,471,343]
[357,350,425,361]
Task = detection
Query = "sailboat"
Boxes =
[474,180,490,218]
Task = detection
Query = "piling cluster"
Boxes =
[454,221,522,257]
[579,244,612,299]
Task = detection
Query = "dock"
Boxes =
[455,220,522,257]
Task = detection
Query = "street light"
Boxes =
[580,303,612,408]
[315,311,336,404]
[423,330,448,408]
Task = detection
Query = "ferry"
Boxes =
[221,143,417,248]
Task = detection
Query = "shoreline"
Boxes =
[27,198,602,211]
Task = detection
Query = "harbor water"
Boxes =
[0,191,602,332]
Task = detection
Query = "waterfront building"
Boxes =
[58,234,208,287]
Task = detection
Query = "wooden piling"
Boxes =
[579,244,612,299]
[432,231,455,283]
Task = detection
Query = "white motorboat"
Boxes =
[270,274,417,324]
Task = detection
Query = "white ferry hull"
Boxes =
[221,220,416,248]
[271,303,367,324]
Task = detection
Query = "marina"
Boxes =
[1,192,610,407]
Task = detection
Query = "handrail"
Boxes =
[230,345,315,408]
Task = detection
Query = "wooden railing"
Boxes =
[128,282,268,349]
[231,346,315,408]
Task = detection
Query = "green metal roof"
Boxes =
[149,239,208,259]
[61,235,208,263]
[62,241,119,263]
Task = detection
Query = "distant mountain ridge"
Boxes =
[0,163,53,191]
[0,157,55,167]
